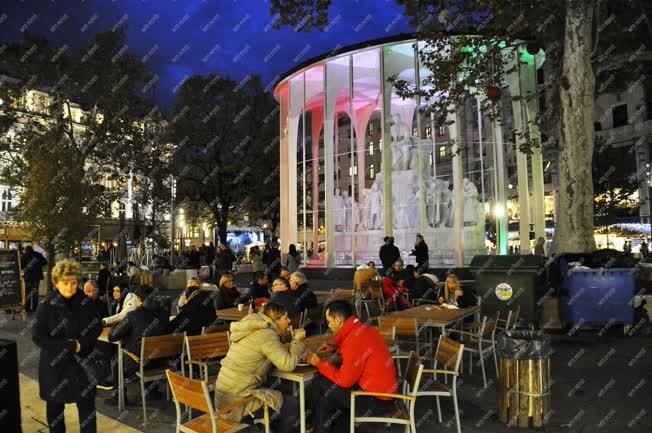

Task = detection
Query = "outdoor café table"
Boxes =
[384,305,480,351]
[271,334,332,433]
[98,327,125,411]
[216,307,248,321]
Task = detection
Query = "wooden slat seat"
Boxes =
[183,414,239,433]
[167,370,270,433]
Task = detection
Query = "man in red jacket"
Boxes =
[306,300,398,433]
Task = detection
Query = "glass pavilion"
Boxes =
[275,37,545,268]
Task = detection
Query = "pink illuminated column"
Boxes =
[311,107,323,261]
[278,84,290,252]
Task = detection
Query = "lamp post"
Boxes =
[169,175,176,267]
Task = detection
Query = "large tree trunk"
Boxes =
[551,0,596,254]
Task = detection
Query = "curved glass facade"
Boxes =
[276,38,544,267]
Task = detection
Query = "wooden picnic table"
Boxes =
[216,307,249,321]
[384,305,479,329]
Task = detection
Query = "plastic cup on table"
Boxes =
[237,303,244,311]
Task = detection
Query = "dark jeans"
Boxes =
[24,278,40,312]
[308,375,395,433]
[46,398,96,433]
[250,394,299,433]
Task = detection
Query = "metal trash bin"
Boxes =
[560,268,637,326]
[471,255,547,325]
[496,330,552,428]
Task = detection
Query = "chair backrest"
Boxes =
[511,306,521,328]
[482,312,500,339]
[378,317,417,337]
[166,369,214,415]
[503,310,513,329]
[370,286,384,301]
[404,351,424,396]
[141,333,185,361]
[435,335,464,372]
[186,332,230,362]
[202,323,231,335]
[372,324,396,345]
[331,289,354,299]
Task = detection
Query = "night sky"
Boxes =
[0,0,412,111]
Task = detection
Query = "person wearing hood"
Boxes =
[106,285,170,405]
[378,236,400,277]
[32,259,102,433]
[215,302,306,433]
[170,281,218,336]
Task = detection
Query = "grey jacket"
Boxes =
[215,312,305,421]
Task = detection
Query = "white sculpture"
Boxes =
[352,199,363,231]
[368,182,383,230]
[406,184,419,228]
[333,188,345,231]
[342,190,352,232]
[463,178,480,225]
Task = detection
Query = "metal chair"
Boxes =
[415,335,465,433]
[447,312,499,388]
[496,309,513,332]
[167,369,270,433]
[350,351,423,433]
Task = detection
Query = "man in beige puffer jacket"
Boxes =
[216,302,306,432]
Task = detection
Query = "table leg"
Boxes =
[299,379,306,433]
[118,343,124,411]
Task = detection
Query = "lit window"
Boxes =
[439,146,446,158]
[368,142,374,155]
[370,164,375,179]
[349,165,357,176]
[425,127,432,138]
[429,153,433,166]
[437,126,446,136]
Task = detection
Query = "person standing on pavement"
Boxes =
[96,263,111,298]
[379,236,400,277]
[21,245,47,313]
[265,241,282,280]
[32,259,102,433]
[284,243,301,273]
[409,234,429,273]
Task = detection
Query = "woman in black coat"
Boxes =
[32,260,102,433]
[170,286,217,335]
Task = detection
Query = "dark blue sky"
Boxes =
[0,0,412,110]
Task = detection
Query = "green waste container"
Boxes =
[470,255,547,326]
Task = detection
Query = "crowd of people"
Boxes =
[28,234,479,433]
